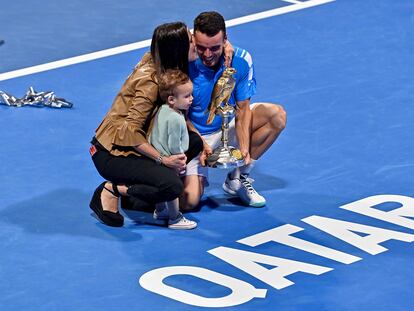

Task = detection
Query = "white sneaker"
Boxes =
[153,207,169,220]
[222,173,240,195]
[222,173,266,207]
[168,213,197,230]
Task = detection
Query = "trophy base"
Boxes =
[206,146,245,169]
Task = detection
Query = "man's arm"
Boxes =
[235,99,252,164]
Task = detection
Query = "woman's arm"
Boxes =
[134,142,186,172]
[111,77,159,147]
[223,40,235,67]
[119,71,187,170]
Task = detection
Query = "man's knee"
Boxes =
[252,103,287,132]
[269,104,287,132]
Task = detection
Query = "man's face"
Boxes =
[194,30,226,67]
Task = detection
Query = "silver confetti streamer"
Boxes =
[0,87,73,108]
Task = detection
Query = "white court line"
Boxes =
[0,0,335,81]
[281,0,304,4]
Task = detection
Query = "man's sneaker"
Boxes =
[222,173,266,207]
[168,213,197,230]
[153,207,169,220]
[222,173,240,195]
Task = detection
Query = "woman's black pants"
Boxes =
[91,131,203,208]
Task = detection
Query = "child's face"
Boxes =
[170,81,193,111]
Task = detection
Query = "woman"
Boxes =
[89,22,202,227]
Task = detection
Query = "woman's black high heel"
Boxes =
[89,182,124,227]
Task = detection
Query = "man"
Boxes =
[183,11,287,209]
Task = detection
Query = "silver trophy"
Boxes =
[205,67,245,169]
[0,87,73,108]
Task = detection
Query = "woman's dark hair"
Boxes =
[151,22,189,74]
[194,11,226,37]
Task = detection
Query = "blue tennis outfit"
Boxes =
[188,46,257,135]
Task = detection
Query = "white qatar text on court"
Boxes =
[139,194,414,308]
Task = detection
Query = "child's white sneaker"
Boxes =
[168,213,197,230]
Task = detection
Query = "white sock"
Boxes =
[230,159,257,179]
[230,167,240,180]
[239,159,257,176]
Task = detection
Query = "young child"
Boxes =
[149,69,197,230]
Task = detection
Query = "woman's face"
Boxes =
[188,30,197,62]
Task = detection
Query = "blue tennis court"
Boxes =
[1,0,414,310]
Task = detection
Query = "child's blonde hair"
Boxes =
[158,69,191,102]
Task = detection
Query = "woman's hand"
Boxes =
[163,153,187,173]
[134,143,186,172]
[223,40,235,67]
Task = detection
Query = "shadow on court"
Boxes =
[0,189,143,242]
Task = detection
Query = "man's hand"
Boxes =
[223,40,234,67]
[163,154,187,173]
[241,149,252,165]
[199,143,213,166]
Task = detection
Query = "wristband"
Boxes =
[155,155,164,165]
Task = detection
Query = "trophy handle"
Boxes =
[221,113,229,149]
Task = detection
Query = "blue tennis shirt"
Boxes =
[188,46,257,135]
